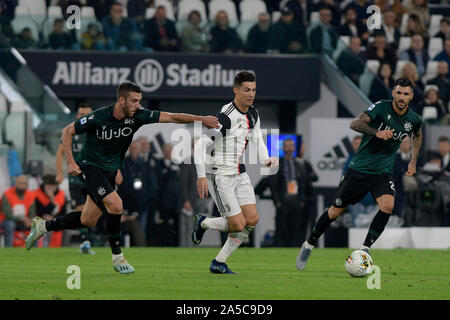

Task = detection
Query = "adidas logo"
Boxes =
[317,136,354,170]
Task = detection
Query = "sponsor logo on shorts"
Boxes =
[97,187,106,196]
[335,198,342,206]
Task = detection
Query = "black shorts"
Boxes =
[332,168,396,208]
[69,183,86,208]
[78,164,117,212]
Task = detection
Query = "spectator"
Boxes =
[0,175,36,247]
[344,0,370,25]
[180,10,209,53]
[157,144,181,246]
[369,63,395,102]
[437,136,450,173]
[366,33,397,72]
[379,9,401,50]
[269,7,306,54]
[373,0,407,28]
[81,23,113,50]
[88,0,115,21]
[404,13,429,48]
[307,6,337,55]
[399,61,425,113]
[0,0,18,21]
[35,174,66,247]
[246,12,272,53]
[117,141,148,246]
[209,10,243,54]
[434,17,450,46]
[0,3,15,48]
[393,136,413,217]
[337,36,366,85]
[336,6,369,47]
[13,27,38,49]
[313,0,341,27]
[399,33,429,78]
[48,18,80,50]
[127,0,154,29]
[433,38,450,78]
[427,61,450,106]
[269,139,316,246]
[102,2,144,51]
[143,5,179,52]
[282,0,314,27]
[420,86,448,120]
[406,0,430,27]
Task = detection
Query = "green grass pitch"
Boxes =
[0,247,449,300]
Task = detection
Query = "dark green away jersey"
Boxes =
[74,104,160,172]
[349,100,422,175]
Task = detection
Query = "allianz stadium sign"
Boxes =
[20,51,320,100]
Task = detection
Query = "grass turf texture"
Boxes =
[0,247,449,300]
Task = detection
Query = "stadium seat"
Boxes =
[422,106,438,120]
[239,0,267,22]
[81,6,96,18]
[209,0,239,28]
[400,13,408,35]
[11,7,40,42]
[154,0,176,20]
[178,0,207,22]
[271,11,281,23]
[428,14,443,38]
[236,21,256,42]
[423,61,439,82]
[310,11,319,23]
[366,60,380,74]
[398,37,411,55]
[339,36,350,46]
[145,7,156,19]
[47,6,63,17]
[428,37,443,59]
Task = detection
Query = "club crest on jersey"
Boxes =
[404,122,412,132]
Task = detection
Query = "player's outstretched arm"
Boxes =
[406,127,422,177]
[55,144,65,184]
[158,112,219,129]
[350,112,394,140]
[61,122,81,176]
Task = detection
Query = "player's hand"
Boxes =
[264,157,279,168]
[405,161,416,177]
[55,172,64,184]
[197,177,208,199]
[376,129,394,140]
[68,162,81,176]
[201,116,220,129]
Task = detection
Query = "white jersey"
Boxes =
[195,101,269,177]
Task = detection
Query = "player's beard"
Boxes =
[395,99,408,110]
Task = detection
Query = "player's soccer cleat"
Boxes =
[25,217,47,250]
[360,246,370,255]
[113,257,135,274]
[209,259,236,274]
[192,213,207,245]
[79,240,96,254]
[296,241,314,270]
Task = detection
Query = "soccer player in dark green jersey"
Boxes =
[26,81,219,274]
[55,103,97,255]
[296,78,423,270]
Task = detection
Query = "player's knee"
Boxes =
[328,206,345,220]
[80,215,97,227]
[229,220,245,232]
[379,202,394,214]
[106,200,123,215]
[245,215,259,227]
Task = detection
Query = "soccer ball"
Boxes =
[345,250,374,277]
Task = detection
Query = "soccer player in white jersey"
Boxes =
[192,71,278,274]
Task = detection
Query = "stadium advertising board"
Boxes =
[310,118,361,187]
[20,51,320,100]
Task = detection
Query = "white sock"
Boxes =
[112,253,124,264]
[201,217,228,232]
[215,226,254,263]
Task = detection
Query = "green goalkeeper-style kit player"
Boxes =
[296,78,423,270]
[25,81,219,274]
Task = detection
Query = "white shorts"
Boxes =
[206,172,256,217]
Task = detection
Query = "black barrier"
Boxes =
[19,51,320,100]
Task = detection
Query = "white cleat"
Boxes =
[296,241,314,270]
[25,217,47,250]
[113,256,135,274]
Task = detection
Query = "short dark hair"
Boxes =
[77,102,91,110]
[394,78,413,88]
[438,136,449,143]
[117,81,142,99]
[234,71,256,87]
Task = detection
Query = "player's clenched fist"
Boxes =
[376,129,395,140]
[197,177,209,199]
[68,162,81,176]
[201,116,220,129]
